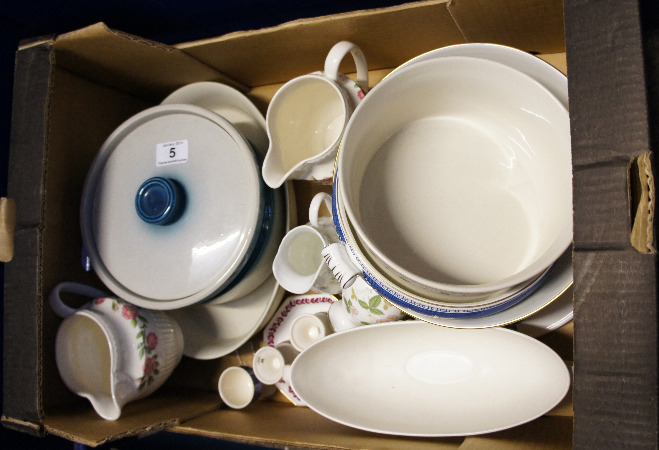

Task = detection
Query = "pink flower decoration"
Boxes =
[121,304,139,320]
[146,332,158,350]
[357,89,365,100]
[94,297,106,305]
[143,357,157,376]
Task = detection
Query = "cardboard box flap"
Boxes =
[172,402,465,449]
[172,401,574,449]
[52,22,246,101]
[447,0,566,54]
[458,416,573,449]
[176,0,466,87]
[42,391,220,447]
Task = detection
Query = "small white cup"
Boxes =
[253,342,299,385]
[289,312,333,352]
[273,193,341,294]
[218,366,265,410]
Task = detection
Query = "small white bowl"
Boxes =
[337,56,572,298]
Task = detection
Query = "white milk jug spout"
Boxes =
[50,282,184,420]
[262,41,368,188]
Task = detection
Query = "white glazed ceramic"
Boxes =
[289,312,333,352]
[394,43,568,108]
[290,321,570,436]
[166,183,294,359]
[161,81,268,157]
[273,192,341,294]
[81,104,282,309]
[328,276,405,330]
[337,56,572,298]
[218,366,264,409]
[511,285,573,337]
[50,282,184,420]
[168,274,283,360]
[327,300,359,332]
[260,294,336,406]
[162,84,285,305]
[397,246,573,329]
[324,174,552,319]
[262,294,337,347]
[253,342,299,385]
[262,41,368,187]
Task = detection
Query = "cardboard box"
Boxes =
[565,0,659,447]
[1,0,655,447]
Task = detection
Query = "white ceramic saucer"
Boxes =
[512,285,574,337]
[161,81,268,157]
[290,321,570,437]
[168,274,284,360]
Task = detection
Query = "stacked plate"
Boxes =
[330,44,573,327]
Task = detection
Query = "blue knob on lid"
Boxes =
[135,177,185,225]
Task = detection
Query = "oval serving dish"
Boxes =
[290,321,570,437]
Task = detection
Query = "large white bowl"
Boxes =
[337,56,572,298]
[394,43,568,108]
[332,173,550,319]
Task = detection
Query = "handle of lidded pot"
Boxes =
[321,243,360,289]
[308,192,333,228]
[49,281,108,318]
[324,41,369,93]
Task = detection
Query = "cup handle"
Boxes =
[49,281,109,318]
[321,243,360,289]
[324,41,369,93]
[308,192,333,228]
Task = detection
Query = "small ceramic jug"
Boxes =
[262,41,368,187]
[328,276,405,331]
[273,192,341,294]
[49,282,184,420]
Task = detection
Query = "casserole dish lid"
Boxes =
[81,104,264,308]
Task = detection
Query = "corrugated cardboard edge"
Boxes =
[41,392,222,447]
[630,152,656,253]
[3,38,54,434]
[1,415,45,436]
[174,0,466,87]
[0,198,16,262]
[176,0,447,48]
[565,0,659,446]
[53,22,247,98]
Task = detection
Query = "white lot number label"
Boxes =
[156,140,188,166]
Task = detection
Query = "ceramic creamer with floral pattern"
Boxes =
[49,282,184,420]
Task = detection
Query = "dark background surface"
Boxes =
[0,1,405,448]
